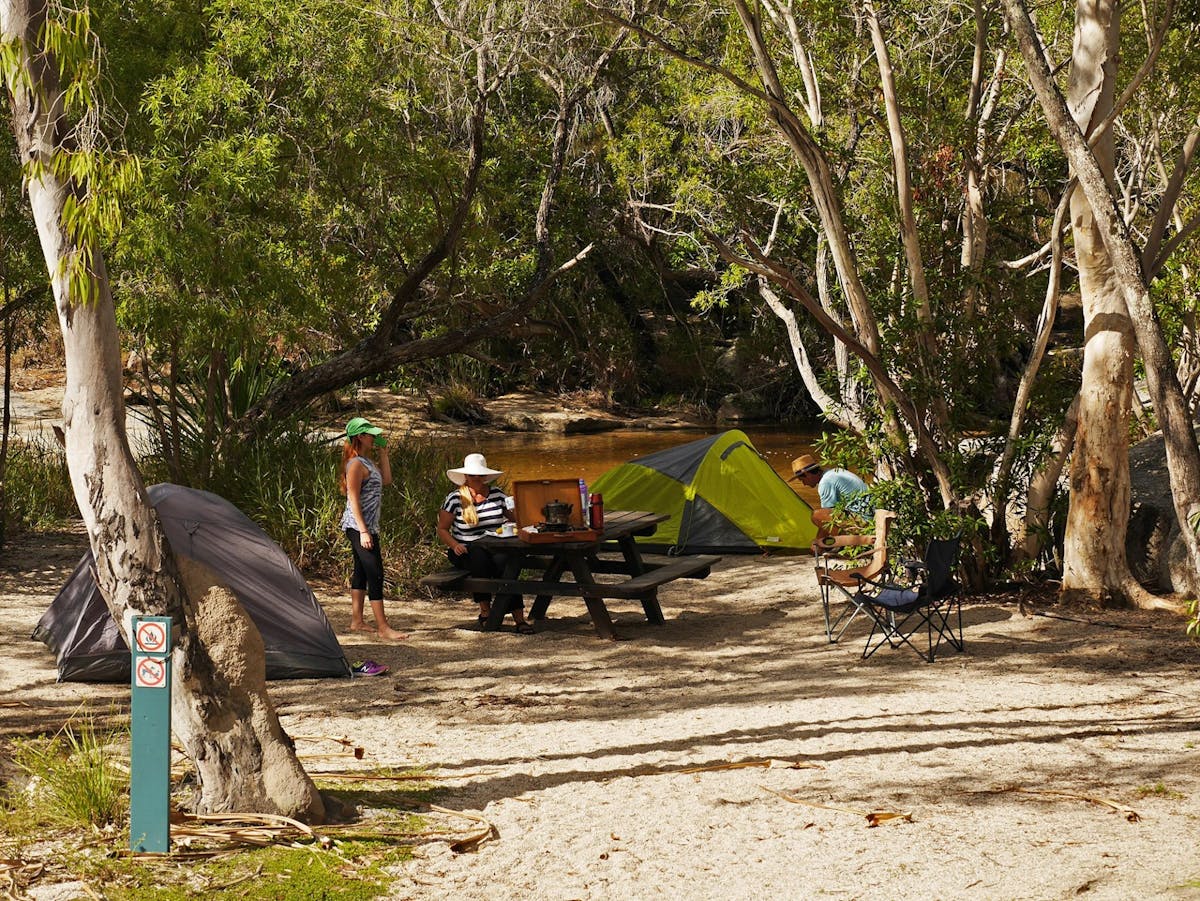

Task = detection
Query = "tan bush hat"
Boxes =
[790,453,821,480]
[447,453,503,486]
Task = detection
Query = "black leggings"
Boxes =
[346,529,384,600]
[447,543,523,613]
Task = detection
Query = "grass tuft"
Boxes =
[11,716,129,829]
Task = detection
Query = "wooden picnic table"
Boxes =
[421,510,721,639]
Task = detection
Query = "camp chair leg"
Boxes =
[862,609,935,663]
[861,598,964,663]
[821,581,869,643]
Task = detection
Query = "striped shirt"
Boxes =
[442,486,508,542]
[340,456,383,533]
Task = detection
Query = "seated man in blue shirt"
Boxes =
[790,454,873,538]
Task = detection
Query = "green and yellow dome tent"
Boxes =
[590,430,817,554]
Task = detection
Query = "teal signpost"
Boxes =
[130,615,172,853]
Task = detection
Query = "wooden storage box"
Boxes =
[511,478,600,544]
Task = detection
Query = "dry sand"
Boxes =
[2,527,1199,900]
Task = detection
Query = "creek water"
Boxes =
[443,425,823,508]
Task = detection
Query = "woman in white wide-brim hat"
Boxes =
[436,454,533,634]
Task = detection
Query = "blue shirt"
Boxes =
[818,469,873,519]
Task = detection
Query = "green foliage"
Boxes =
[11,716,128,829]
[868,474,986,561]
[1133,782,1186,800]
[1,437,77,533]
[0,728,429,900]
[128,341,290,484]
[812,430,876,479]
[94,844,399,901]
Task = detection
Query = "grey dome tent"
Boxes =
[33,483,352,682]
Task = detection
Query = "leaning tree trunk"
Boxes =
[1059,0,1154,607]
[1005,0,1200,609]
[1,0,325,821]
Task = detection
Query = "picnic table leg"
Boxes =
[616,535,664,625]
[564,553,617,641]
[529,555,569,621]
[616,535,647,575]
[483,557,524,632]
[639,591,665,625]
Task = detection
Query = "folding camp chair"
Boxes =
[814,509,896,643]
[854,536,964,663]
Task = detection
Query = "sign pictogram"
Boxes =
[135,656,167,689]
[135,620,167,653]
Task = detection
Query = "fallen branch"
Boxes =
[974,786,1141,822]
[760,785,913,827]
[677,759,824,775]
[429,805,497,853]
[629,758,824,778]
[291,735,366,759]
[306,771,470,782]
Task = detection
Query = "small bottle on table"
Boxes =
[589,492,604,530]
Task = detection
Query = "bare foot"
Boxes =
[349,621,375,633]
[377,627,409,641]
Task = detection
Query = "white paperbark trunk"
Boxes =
[1,0,326,820]
[1005,0,1195,609]
[1060,1,1153,606]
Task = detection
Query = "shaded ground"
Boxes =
[2,528,1199,900]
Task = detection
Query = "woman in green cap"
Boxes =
[339,417,406,640]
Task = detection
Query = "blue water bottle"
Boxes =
[578,478,588,529]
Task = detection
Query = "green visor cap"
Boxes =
[346,417,386,446]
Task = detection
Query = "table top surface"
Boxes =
[474,510,668,550]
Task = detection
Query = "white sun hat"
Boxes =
[446,453,503,485]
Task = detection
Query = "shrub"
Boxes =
[430,382,489,425]
[1,436,77,535]
[867,474,986,561]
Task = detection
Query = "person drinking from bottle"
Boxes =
[340,417,407,641]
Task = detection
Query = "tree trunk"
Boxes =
[1005,0,1198,610]
[1058,0,1150,605]
[1020,393,1079,566]
[1,0,326,820]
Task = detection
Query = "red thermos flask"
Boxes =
[589,492,603,530]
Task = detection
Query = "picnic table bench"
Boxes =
[420,510,720,639]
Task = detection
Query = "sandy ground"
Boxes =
[3,528,1200,900]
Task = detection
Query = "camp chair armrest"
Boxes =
[814,534,876,552]
[854,573,911,593]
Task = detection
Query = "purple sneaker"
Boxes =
[352,660,389,676]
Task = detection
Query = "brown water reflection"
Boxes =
[443,427,823,509]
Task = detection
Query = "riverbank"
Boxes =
[336,386,718,439]
[3,528,1199,900]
